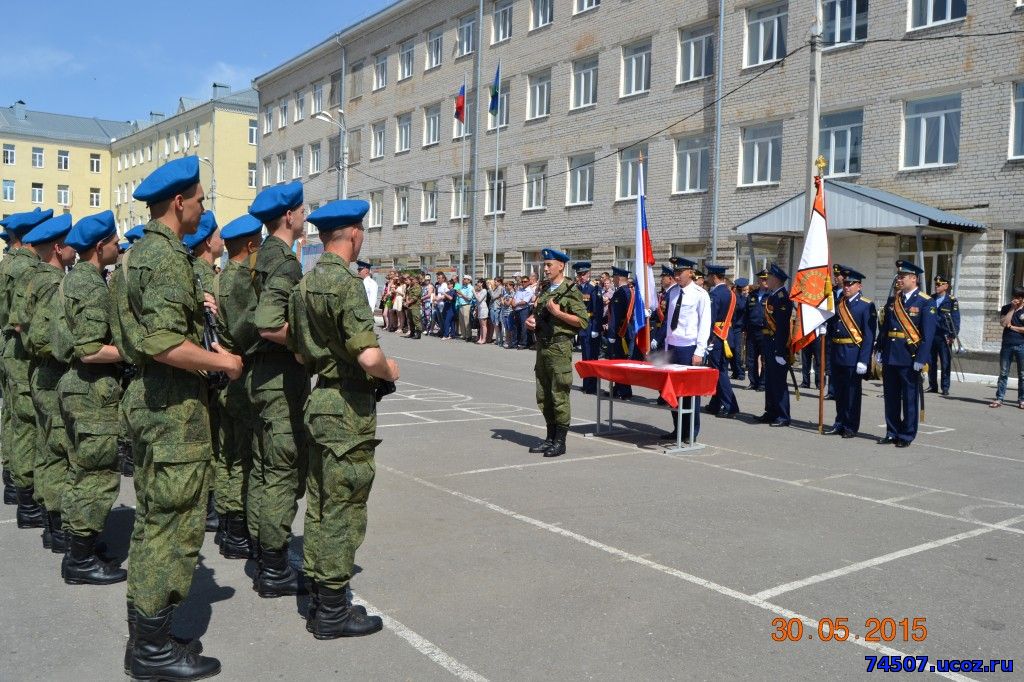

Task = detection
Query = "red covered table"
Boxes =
[574,359,719,452]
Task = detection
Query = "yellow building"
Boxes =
[111,86,259,234]
[1,100,132,221]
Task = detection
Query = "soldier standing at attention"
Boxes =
[289,199,399,638]
[704,265,740,418]
[123,156,242,680]
[109,224,145,479]
[729,278,748,381]
[606,266,636,399]
[756,264,793,428]
[58,211,130,585]
[574,261,602,394]
[525,249,588,457]
[0,215,16,507]
[825,268,876,438]
[247,181,310,598]
[406,271,423,339]
[213,214,264,560]
[745,269,770,391]
[875,261,936,448]
[928,274,959,396]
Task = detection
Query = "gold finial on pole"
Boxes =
[815,154,828,177]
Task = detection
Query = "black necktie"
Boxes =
[670,288,683,331]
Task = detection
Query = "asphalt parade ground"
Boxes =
[2,333,1022,681]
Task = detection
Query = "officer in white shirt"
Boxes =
[357,260,380,310]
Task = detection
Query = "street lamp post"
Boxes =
[200,156,217,212]
[314,110,349,199]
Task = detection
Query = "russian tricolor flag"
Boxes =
[632,156,656,355]
[454,85,466,123]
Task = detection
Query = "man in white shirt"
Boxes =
[357,260,380,310]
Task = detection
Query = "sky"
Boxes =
[2,0,396,122]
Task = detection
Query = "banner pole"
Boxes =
[818,333,825,433]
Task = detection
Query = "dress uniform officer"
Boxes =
[729,278,748,381]
[876,260,937,448]
[704,265,740,418]
[757,264,793,427]
[606,266,637,399]
[928,274,959,396]
[574,261,603,394]
[745,269,770,390]
[825,268,876,438]
[650,265,676,350]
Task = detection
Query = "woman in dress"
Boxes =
[475,278,489,344]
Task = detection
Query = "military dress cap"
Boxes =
[572,261,591,272]
[670,256,696,271]
[895,259,924,275]
[22,213,73,245]
[611,266,631,277]
[66,210,116,252]
[705,264,727,276]
[842,268,865,284]
[832,263,846,275]
[355,260,373,270]
[183,211,217,249]
[661,265,674,277]
[694,269,705,279]
[220,214,262,241]
[756,268,769,279]
[541,248,569,263]
[306,199,369,233]
[249,181,304,223]
[768,263,789,282]
[133,156,200,205]
[5,207,54,236]
[734,277,750,288]
[125,225,146,243]
[933,273,950,285]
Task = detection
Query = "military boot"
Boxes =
[128,605,221,681]
[218,513,252,560]
[125,603,203,675]
[3,468,16,505]
[204,491,219,533]
[15,487,45,528]
[543,426,568,458]
[312,586,383,639]
[119,439,134,477]
[529,424,556,453]
[48,510,68,554]
[305,580,319,633]
[213,514,225,546]
[62,532,127,585]
[255,545,307,598]
[42,507,53,549]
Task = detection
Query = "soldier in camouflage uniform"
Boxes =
[290,199,398,639]
[18,214,76,553]
[58,211,130,585]
[247,181,310,597]
[525,248,589,458]
[112,224,146,478]
[212,214,263,559]
[0,219,15,506]
[2,208,53,529]
[121,156,241,681]
[406,274,423,339]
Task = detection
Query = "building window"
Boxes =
[424,105,441,146]
[89,187,101,207]
[369,191,384,227]
[618,145,647,199]
[348,64,362,100]
[674,137,709,193]
[248,163,258,188]
[568,153,595,205]
[31,182,43,204]
[248,119,258,145]
[679,28,714,83]
[493,1,513,44]
[824,0,867,47]
[399,41,415,81]
[575,0,600,14]
[746,3,788,67]
[57,150,69,171]
[2,179,13,202]
[458,15,477,56]
[192,124,200,146]
[396,114,412,153]
[114,185,121,206]
[57,184,69,206]
[373,53,388,91]
[328,135,342,169]
[819,109,863,176]
[1005,232,1024,300]
[489,82,510,129]
[147,144,153,162]
[264,108,273,134]
[1011,82,1024,160]
[528,71,551,120]
[614,245,635,272]
[572,58,599,109]
[524,163,547,210]
[309,143,321,174]
[262,158,271,186]
[2,144,14,165]
[622,42,652,96]
[452,177,470,218]
[372,122,386,159]
[294,91,305,121]
[89,153,101,173]
[426,28,443,69]
[276,154,286,183]
[422,181,438,222]
[394,187,409,225]
[279,101,288,128]
[903,94,960,169]
[486,169,506,215]
[312,83,324,114]
[348,130,362,166]
[292,148,304,179]
[532,0,554,29]
[909,0,966,30]
[741,122,783,185]
[454,92,475,138]
[32,147,44,168]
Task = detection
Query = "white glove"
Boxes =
[913,362,924,371]
[856,362,867,375]
[874,352,882,365]
[590,330,599,339]
[650,340,659,351]
[775,356,786,366]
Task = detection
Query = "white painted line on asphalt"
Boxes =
[790,473,851,485]
[352,594,489,682]
[461,368,534,383]
[390,355,441,366]
[753,514,1024,601]
[445,450,642,477]
[378,417,495,429]
[380,464,972,682]
[913,441,1024,464]
[857,473,1024,509]
[879,490,933,504]
[0,518,17,525]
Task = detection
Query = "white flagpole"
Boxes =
[491,61,500,279]
[459,73,467,278]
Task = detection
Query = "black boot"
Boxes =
[129,606,220,681]
[218,512,252,560]
[305,580,319,633]
[15,487,45,529]
[529,424,555,453]
[48,510,68,554]
[119,439,134,477]
[312,586,383,639]
[62,532,127,585]
[2,469,16,505]
[42,506,53,549]
[256,545,307,598]
[543,426,568,458]
[213,514,225,546]
[125,603,203,675]
[205,491,219,533]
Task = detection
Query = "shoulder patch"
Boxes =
[775,290,786,299]
[918,292,931,300]
[861,297,872,304]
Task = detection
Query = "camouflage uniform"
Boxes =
[406,280,423,336]
[534,280,589,428]
[122,220,212,617]
[248,234,308,552]
[0,249,14,490]
[193,258,222,519]
[59,261,124,536]
[289,252,380,590]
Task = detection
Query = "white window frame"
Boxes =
[531,0,554,29]
[248,163,258,188]
[422,181,438,222]
[369,191,384,227]
[276,153,286,183]
[312,83,324,114]
[399,41,415,81]
[458,15,477,57]
[492,1,513,44]
[907,0,967,31]
[486,169,506,215]
[823,0,868,48]
[31,182,43,204]
[292,147,304,179]
[57,150,69,171]
[309,143,322,174]
[89,187,101,207]
[264,108,273,134]
[454,94,474,139]
[278,101,288,128]
[740,122,783,186]
[373,53,388,91]
[621,42,652,97]
[394,186,409,225]
[524,163,547,210]
[2,179,14,202]
[396,113,412,153]
[679,28,714,83]
[819,109,863,177]
[371,122,386,159]
[567,154,595,205]
[617,145,647,200]
[424,105,441,146]
[488,83,510,130]
[572,58,599,110]
[528,71,551,120]
[2,144,15,165]
[426,28,443,70]
[262,158,271,186]
[745,2,788,68]
[32,146,44,168]
[57,184,70,206]
[89,154,101,173]
[902,94,961,169]
[574,0,600,15]
[673,136,709,193]
[1010,82,1024,160]
[451,177,470,218]
[248,119,258,145]
[294,91,305,121]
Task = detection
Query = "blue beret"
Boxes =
[221,214,263,241]
[134,156,200,205]
[22,213,73,245]
[670,256,696,271]
[183,211,218,250]
[356,260,372,270]
[768,263,789,282]
[118,241,131,251]
[541,248,569,263]
[843,268,865,283]
[5,208,54,236]
[705,264,727,276]
[306,199,368,232]
[896,260,924,276]
[660,265,674,277]
[124,225,146,244]
[572,261,591,272]
[66,210,117,252]
[734,278,749,288]
[249,181,304,223]
[611,266,631,278]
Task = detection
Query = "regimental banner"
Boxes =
[790,176,834,352]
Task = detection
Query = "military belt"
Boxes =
[536,336,572,348]
[316,376,375,393]
[72,360,120,378]
[887,332,907,339]
[832,338,857,345]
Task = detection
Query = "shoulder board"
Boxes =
[860,297,872,304]
[918,293,931,300]
[775,290,786,299]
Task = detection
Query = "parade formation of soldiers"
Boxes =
[0,155,399,681]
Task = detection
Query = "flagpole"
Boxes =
[459,73,467,278]
[640,158,650,355]
[492,61,500,279]
[817,160,829,434]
